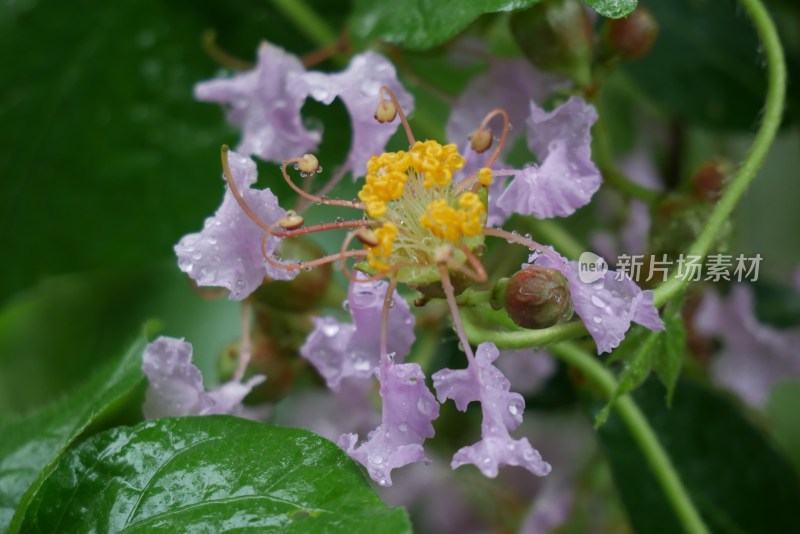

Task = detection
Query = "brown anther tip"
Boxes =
[374,100,398,123]
[297,154,320,175]
[469,128,493,153]
[355,228,380,247]
[278,210,305,230]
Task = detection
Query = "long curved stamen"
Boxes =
[282,158,365,210]
[260,232,367,272]
[451,244,488,283]
[272,219,375,238]
[379,273,400,367]
[482,227,562,263]
[233,300,252,382]
[221,145,273,233]
[380,85,415,145]
[337,229,412,283]
[438,263,476,362]
[478,108,510,169]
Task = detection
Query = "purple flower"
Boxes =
[533,252,664,354]
[142,336,264,419]
[497,97,601,219]
[695,285,800,407]
[432,342,551,478]
[175,150,296,301]
[300,273,415,390]
[297,52,414,178]
[194,43,320,163]
[447,58,562,149]
[339,361,440,486]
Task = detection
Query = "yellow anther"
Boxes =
[469,129,493,153]
[277,210,304,229]
[366,200,387,218]
[478,167,493,186]
[374,100,397,123]
[367,222,398,271]
[297,154,320,175]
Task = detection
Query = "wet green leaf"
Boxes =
[349,0,543,50]
[582,0,637,18]
[597,379,800,533]
[624,0,766,130]
[17,417,411,533]
[1,335,147,533]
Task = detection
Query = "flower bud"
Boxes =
[374,100,398,123]
[469,128,493,153]
[504,266,573,329]
[510,0,594,88]
[602,7,658,61]
[690,159,729,203]
[251,237,332,313]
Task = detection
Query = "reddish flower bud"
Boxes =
[504,266,574,329]
[690,159,730,203]
[603,7,659,61]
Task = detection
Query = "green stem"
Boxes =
[550,342,709,534]
[463,314,587,348]
[654,0,786,307]
[269,0,339,49]
[455,288,493,307]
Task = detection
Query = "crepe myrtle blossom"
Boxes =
[447,58,600,226]
[142,336,265,419]
[695,284,800,407]
[195,43,413,180]
[162,52,664,485]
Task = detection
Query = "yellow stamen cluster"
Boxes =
[358,141,466,218]
[358,140,487,273]
[366,222,398,271]
[420,192,486,242]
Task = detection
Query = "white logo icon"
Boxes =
[578,252,608,284]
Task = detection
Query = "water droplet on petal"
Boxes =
[591,295,605,308]
[322,323,340,337]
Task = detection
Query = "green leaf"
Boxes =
[582,0,637,18]
[0,264,239,414]
[0,0,352,302]
[597,379,800,533]
[17,417,412,533]
[624,0,766,130]
[349,0,543,50]
[596,302,685,427]
[1,335,147,533]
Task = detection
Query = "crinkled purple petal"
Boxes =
[339,362,439,486]
[496,349,557,396]
[175,150,296,301]
[447,59,563,152]
[300,273,415,390]
[497,139,600,218]
[142,336,265,419]
[432,342,551,478]
[194,43,320,163]
[298,52,413,178]
[695,285,800,407]
[527,96,597,164]
[533,253,664,354]
[497,97,601,219]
